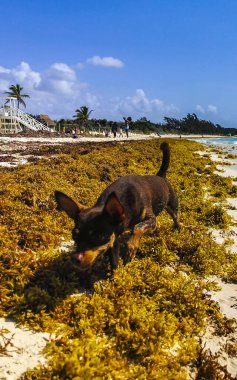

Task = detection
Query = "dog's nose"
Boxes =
[73,253,84,263]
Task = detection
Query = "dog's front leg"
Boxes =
[109,244,120,271]
[133,215,157,235]
[109,232,132,271]
[110,216,157,271]
[126,216,157,262]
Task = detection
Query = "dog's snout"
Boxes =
[74,252,84,263]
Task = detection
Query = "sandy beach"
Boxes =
[0,133,222,167]
[197,143,237,377]
[0,319,50,380]
[1,135,237,378]
[0,132,157,167]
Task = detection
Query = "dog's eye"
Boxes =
[72,228,80,240]
[88,231,106,242]
[92,233,109,245]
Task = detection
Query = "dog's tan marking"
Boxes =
[75,233,116,269]
[141,209,146,220]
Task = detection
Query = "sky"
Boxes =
[0,0,237,127]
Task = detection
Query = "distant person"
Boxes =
[111,122,118,138]
[72,128,77,138]
[123,116,132,138]
[118,125,123,137]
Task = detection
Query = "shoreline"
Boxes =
[0,132,231,142]
[196,141,237,377]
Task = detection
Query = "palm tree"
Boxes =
[4,84,30,108]
[74,106,93,129]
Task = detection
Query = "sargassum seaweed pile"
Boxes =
[1,139,237,379]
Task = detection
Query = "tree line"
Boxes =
[3,83,237,136]
[163,113,237,136]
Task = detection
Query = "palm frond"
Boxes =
[4,84,30,108]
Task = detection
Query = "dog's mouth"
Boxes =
[73,233,115,270]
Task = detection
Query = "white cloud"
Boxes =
[195,104,218,115]
[0,66,10,74]
[0,62,178,122]
[12,62,41,88]
[0,62,41,93]
[49,63,76,81]
[0,79,10,91]
[207,104,218,114]
[84,92,100,109]
[38,62,79,95]
[87,56,124,68]
[114,89,179,118]
[0,61,94,118]
[39,66,74,95]
[196,104,205,114]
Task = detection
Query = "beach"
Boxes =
[0,133,224,168]
[1,135,237,378]
[0,132,160,167]
[197,140,237,377]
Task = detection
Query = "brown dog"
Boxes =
[55,142,179,271]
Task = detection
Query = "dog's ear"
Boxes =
[104,192,126,223]
[55,191,84,220]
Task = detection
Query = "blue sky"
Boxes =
[1,0,237,127]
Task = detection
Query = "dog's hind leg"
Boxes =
[165,206,180,230]
[166,186,180,230]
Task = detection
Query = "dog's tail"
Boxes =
[157,142,170,177]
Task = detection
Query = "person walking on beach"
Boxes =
[111,122,118,138]
[123,117,132,138]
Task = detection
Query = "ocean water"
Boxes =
[195,137,237,148]
[195,137,237,177]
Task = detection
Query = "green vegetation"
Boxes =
[1,139,237,378]
[56,111,237,136]
[4,83,30,108]
[163,113,224,136]
[73,106,93,130]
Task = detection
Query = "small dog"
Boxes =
[55,142,180,272]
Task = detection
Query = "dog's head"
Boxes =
[55,191,125,270]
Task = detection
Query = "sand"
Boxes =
[198,145,237,377]
[0,132,158,167]
[0,319,50,380]
[0,133,221,167]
